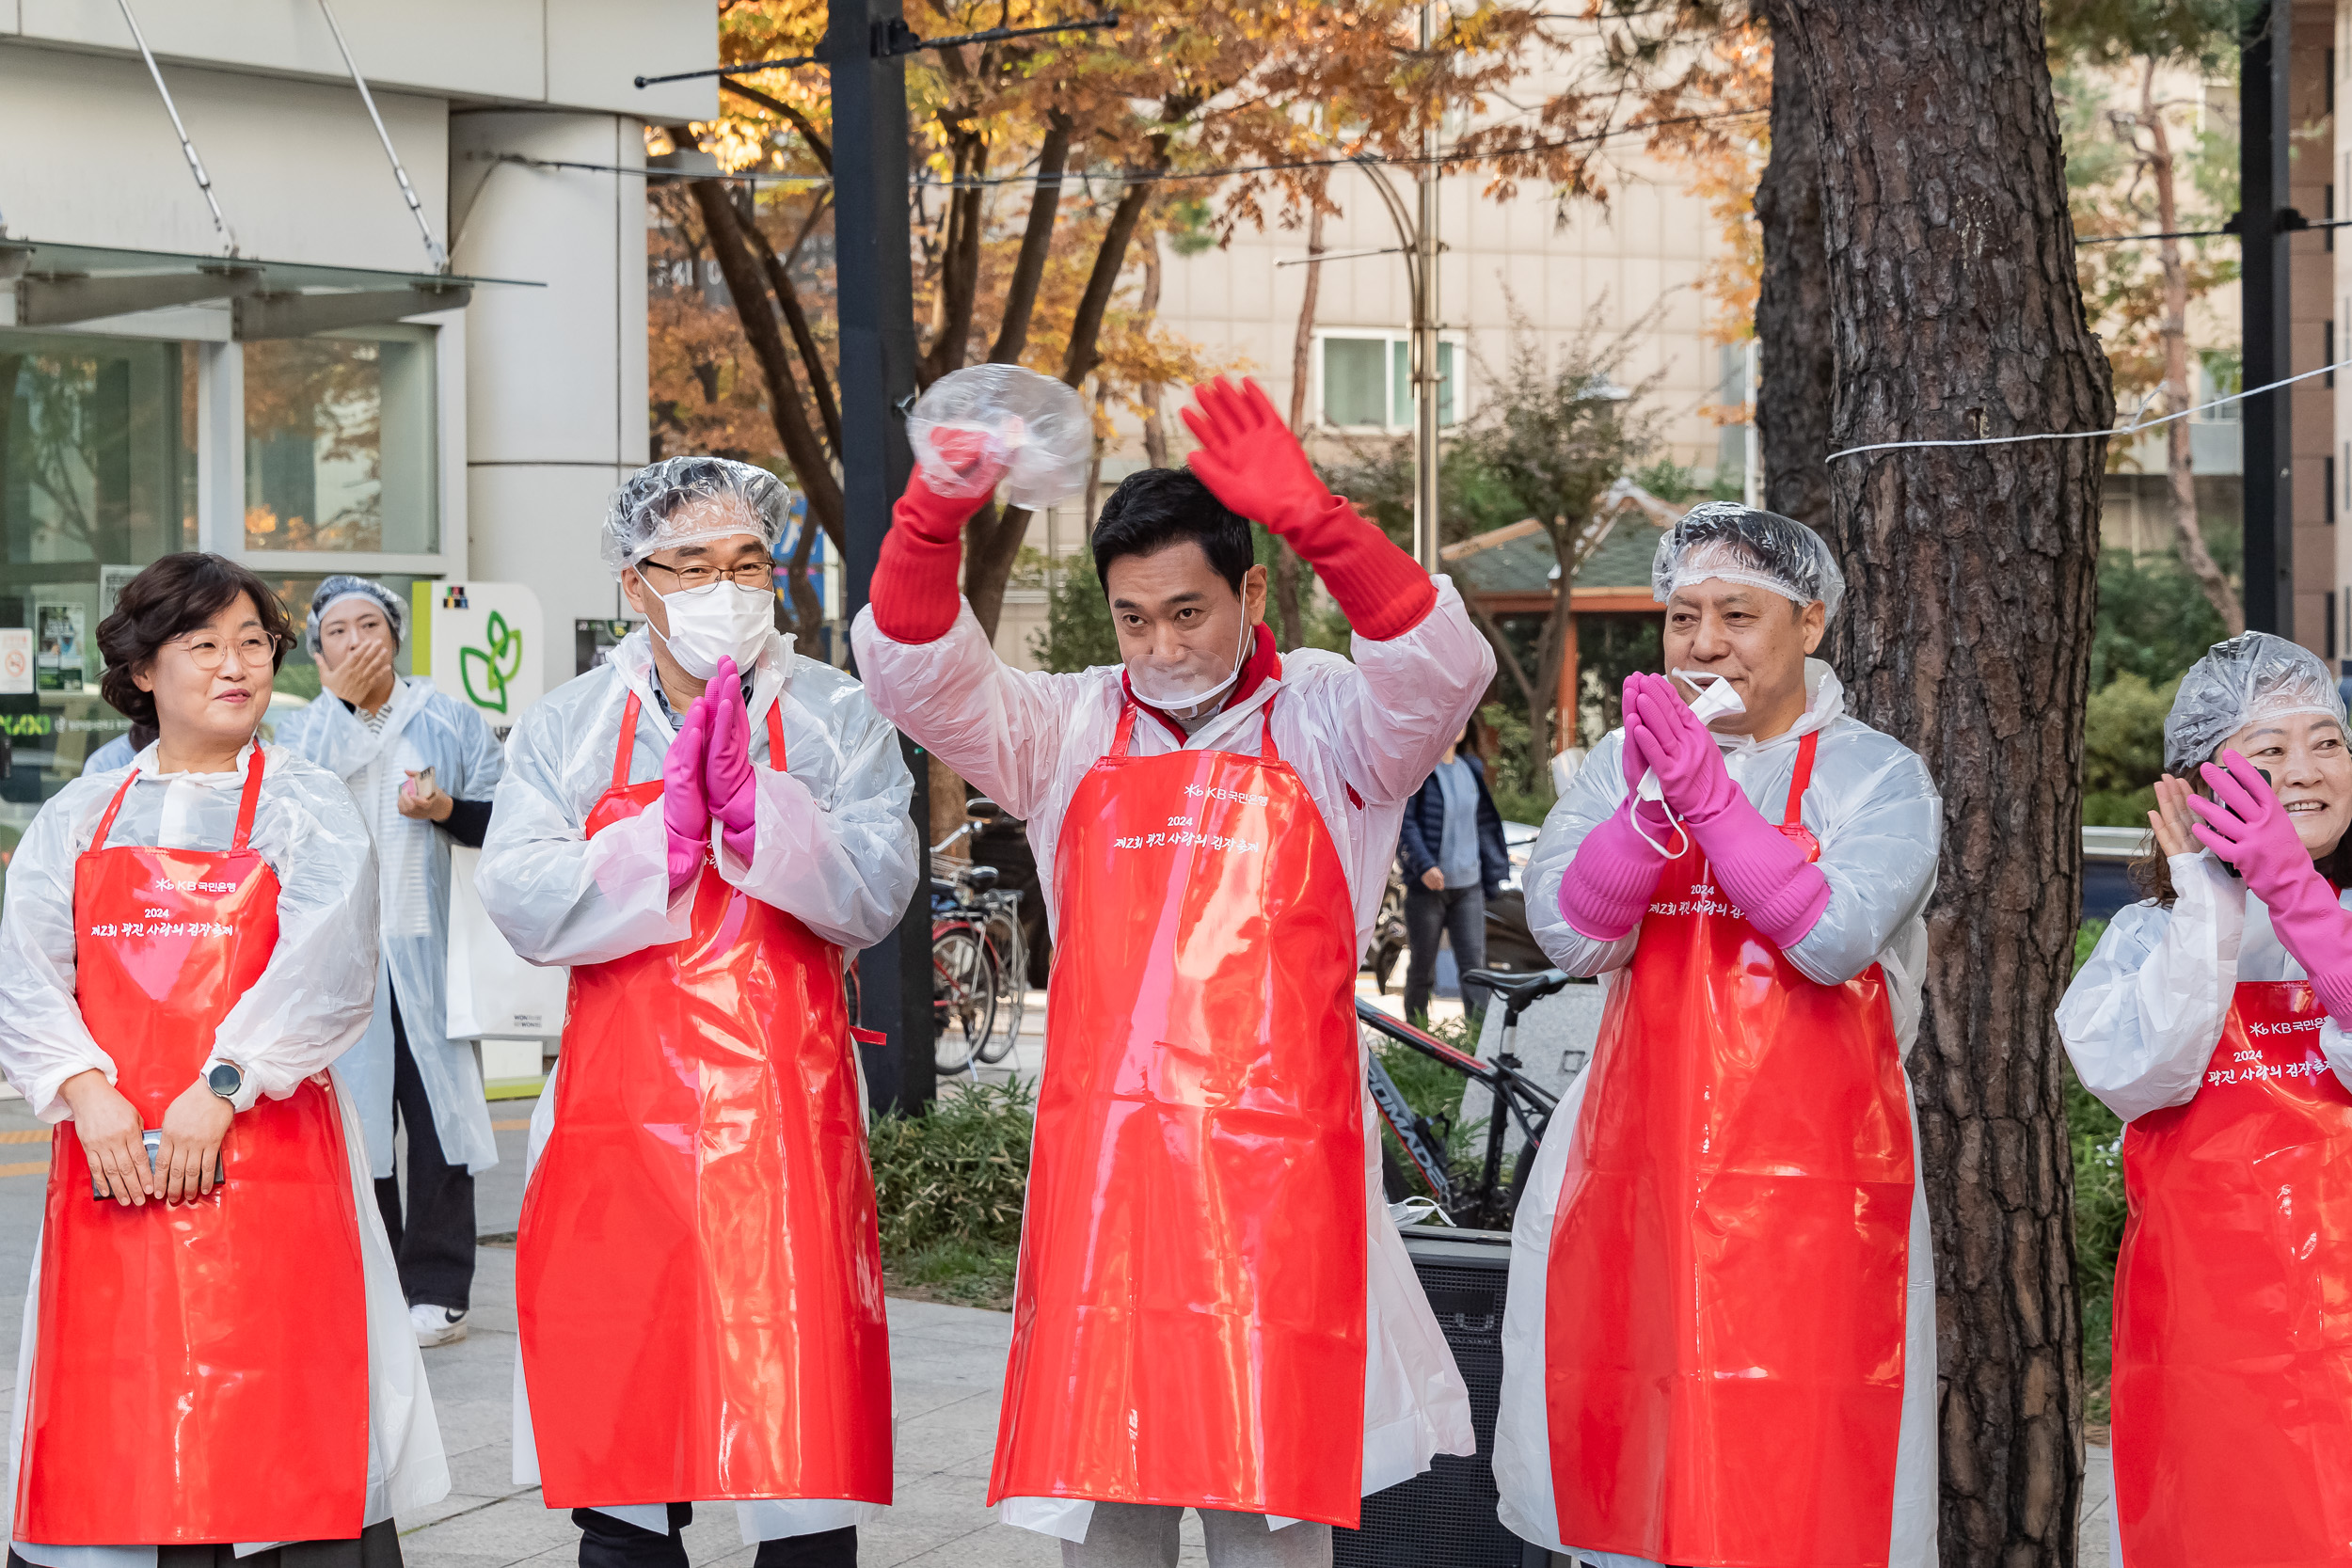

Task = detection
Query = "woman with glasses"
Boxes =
[479,457,917,1568]
[0,552,448,1567]
[276,575,506,1349]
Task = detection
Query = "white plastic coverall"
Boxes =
[0,741,450,1563]
[849,579,1491,1544]
[274,677,507,1178]
[478,626,917,1543]
[1498,660,1944,1568]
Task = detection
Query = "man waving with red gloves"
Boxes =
[853,377,1486,1567]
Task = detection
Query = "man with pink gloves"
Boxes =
[1493,503,1944,1568]
[852,377,1485,1567]
[478,456,918,1568]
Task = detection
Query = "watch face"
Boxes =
[207,1063,240,1096]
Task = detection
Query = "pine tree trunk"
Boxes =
[1752,32,1835,529]
[1767,5,2111,1563]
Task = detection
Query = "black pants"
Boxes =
[12,1519,401,1568]
[1403,882,1488,1024]
[574,1505,855,1568]
[372,990,476,1311]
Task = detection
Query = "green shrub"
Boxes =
[866,1079,1033,1257]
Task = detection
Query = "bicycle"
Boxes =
[930,799,1027,1072]
[1359,967,1574,1231]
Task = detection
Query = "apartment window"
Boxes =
[244,326,437,554]
[1318,331,1462,432]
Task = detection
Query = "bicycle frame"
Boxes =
[1358,997,1560,1227]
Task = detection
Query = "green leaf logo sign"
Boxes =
[459,610,524,713]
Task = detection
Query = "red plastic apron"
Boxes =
[19,751,369,1546]
[1545,731,1915,1568]
[989,699,1370,1528]
[517,689,891,1509]
[2111,979,2352,1567]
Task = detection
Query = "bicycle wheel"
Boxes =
[932,922,996,1073]
[976,909,1026,1064]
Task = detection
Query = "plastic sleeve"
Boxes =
[1315,578,1496,807]
[1524,732,1645,979]
[0,790,118,1121]
[1557,800,1672,941]
[2056,856,2242,1122]
[1780,744,1941,987]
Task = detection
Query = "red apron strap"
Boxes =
[765,700,787,771]
[1259,696,1280,765]
[1110,702,1139,758]
[88,769,141,852]
[231,746,268,850]
[612,691,643,792]
[1783,731,1820,829]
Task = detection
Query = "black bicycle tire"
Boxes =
[975,910,1025,1064]
[931,922,993,1072]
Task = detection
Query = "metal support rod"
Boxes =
[116,0,236,255]
[315,0,449,272]
[2242,0,2293,635]
[831,0,937,1117]
[1412,0,1442,575]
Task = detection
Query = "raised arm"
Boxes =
[478,693,693,967]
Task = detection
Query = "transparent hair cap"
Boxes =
[305,574,406,656]
[1650,502,1846,621]
[2164,630,2350,774]
[602,456,792,577]
[907,364,1092,510]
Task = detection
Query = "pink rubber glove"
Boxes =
[1632,672,1830,948]
[1180,377,1435,639]
[661,705,710,892]
[702,657,758,862]
[1557,687,1675,941]
[2189,752,2352,1014]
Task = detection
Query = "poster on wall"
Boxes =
[0,628,31,695]
[97,566,140,633]
[35,602,85,692]
[410,581,545,729]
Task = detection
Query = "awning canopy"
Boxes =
[0,238,540,340]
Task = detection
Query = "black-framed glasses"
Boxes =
[167,630,283,671]
[635,558,778,594]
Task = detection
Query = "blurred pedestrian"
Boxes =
[275,574,506,1348]
[1396,712,1508,1025]
[0,552,444,1559]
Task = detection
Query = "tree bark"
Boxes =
[741,209,842,460]
[1275,199,1327,650]
[1139,226,1170,470]
[674,143,845,550]
[989,112,1073,368]
[1752,29,1835,530]
[1766,7,2110,1564]
[919,132,989,386]
[2140,64,2242,634]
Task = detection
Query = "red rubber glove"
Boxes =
[702,657,758,860]
[2189,752,2352,1016]
[1179,376,1435,640]
[661,705,710,892]
[867,428,1009,643]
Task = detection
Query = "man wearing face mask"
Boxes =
[477,456,918,1568]
[1492,504,1943,1568]
[852,377,1488,1567]
[273,575,505,1349]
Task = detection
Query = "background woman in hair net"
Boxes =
[476,456,917,1567]
[272,573,506,1349]
[2058,630,2352,1568]
[1499,502,1944,1568]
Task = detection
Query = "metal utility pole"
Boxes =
[2241,0,2294,636]
[1411,0,1442,574]
[830,0,937,1117]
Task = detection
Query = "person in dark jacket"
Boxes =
[1398,713,1510,1024]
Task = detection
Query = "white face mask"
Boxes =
[1127,614,1251,719]
[648,579,774,678]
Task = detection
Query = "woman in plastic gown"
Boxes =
[1497,506,1943,1568]
[2059,631,2352,1568]
[478,458,918,1568]
[275,576,506,1347]
[0,552,447,1568]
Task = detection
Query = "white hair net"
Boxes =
[601,456,791,577]
[1651,501,1847,621]
[2163,631,2349,774]
[306,574,405,655]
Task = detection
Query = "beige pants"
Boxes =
[1059,1503,1335,1568]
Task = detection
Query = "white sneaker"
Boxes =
[410,1304,468,1347]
